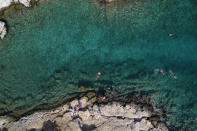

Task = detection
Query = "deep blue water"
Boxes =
[0,0,197,129]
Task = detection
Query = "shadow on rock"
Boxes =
[81,124,97,131]
[28,120,58,131]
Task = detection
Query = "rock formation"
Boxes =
[0,0,33,10]
[0,21,6,39]
[0,95,169,131]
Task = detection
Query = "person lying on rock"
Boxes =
[75,100,82,109]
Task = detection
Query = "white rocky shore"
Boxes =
[0,0,37,39]
[0,96,169,131]
[0,0,33,10]
[0,21,6,39]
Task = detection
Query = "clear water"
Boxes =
[0,0,197,129]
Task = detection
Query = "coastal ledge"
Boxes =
[0,91,169,131]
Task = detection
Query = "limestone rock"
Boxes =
[93,105,101,119]
[80,97,88,108]
[100,102,125,117]
[0,0,13,10]
[78,110,90,121]
[132,118,153,131]
[0,21,7,39]
[97,118,133,131]
[64,121,82,131]
[0,0,32,10]
[71,99,78,107]
[7,112,51,131]
[100,102,151,119]
[3,96,169,131]
[0,117,10,128]
[18,0,32,7]
[51,104,69,114]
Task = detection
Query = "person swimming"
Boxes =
[96,72,101,80]
[169,70,177,79]
[168,33,173,37]
[154,68,165,75]
[154,68,177,79]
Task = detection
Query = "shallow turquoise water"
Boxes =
[0,0,197,129]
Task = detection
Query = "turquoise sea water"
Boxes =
[0,0,197,129]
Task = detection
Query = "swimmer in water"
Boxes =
[168,33,173,37]
[154,68,165,75]
[96,72,101,80]
[169,70,177,79]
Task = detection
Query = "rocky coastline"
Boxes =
[0,91,169,131]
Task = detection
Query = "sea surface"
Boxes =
[0,0,197,129]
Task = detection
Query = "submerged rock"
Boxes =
[0,21,7,39]
[104,0,116,3]
[0,0,38,40]
[99,0,118,3]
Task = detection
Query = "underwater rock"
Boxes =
[100,0,117,3]
[0,21,7,39]
[0,0,38,40]
[105,0,116,3]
